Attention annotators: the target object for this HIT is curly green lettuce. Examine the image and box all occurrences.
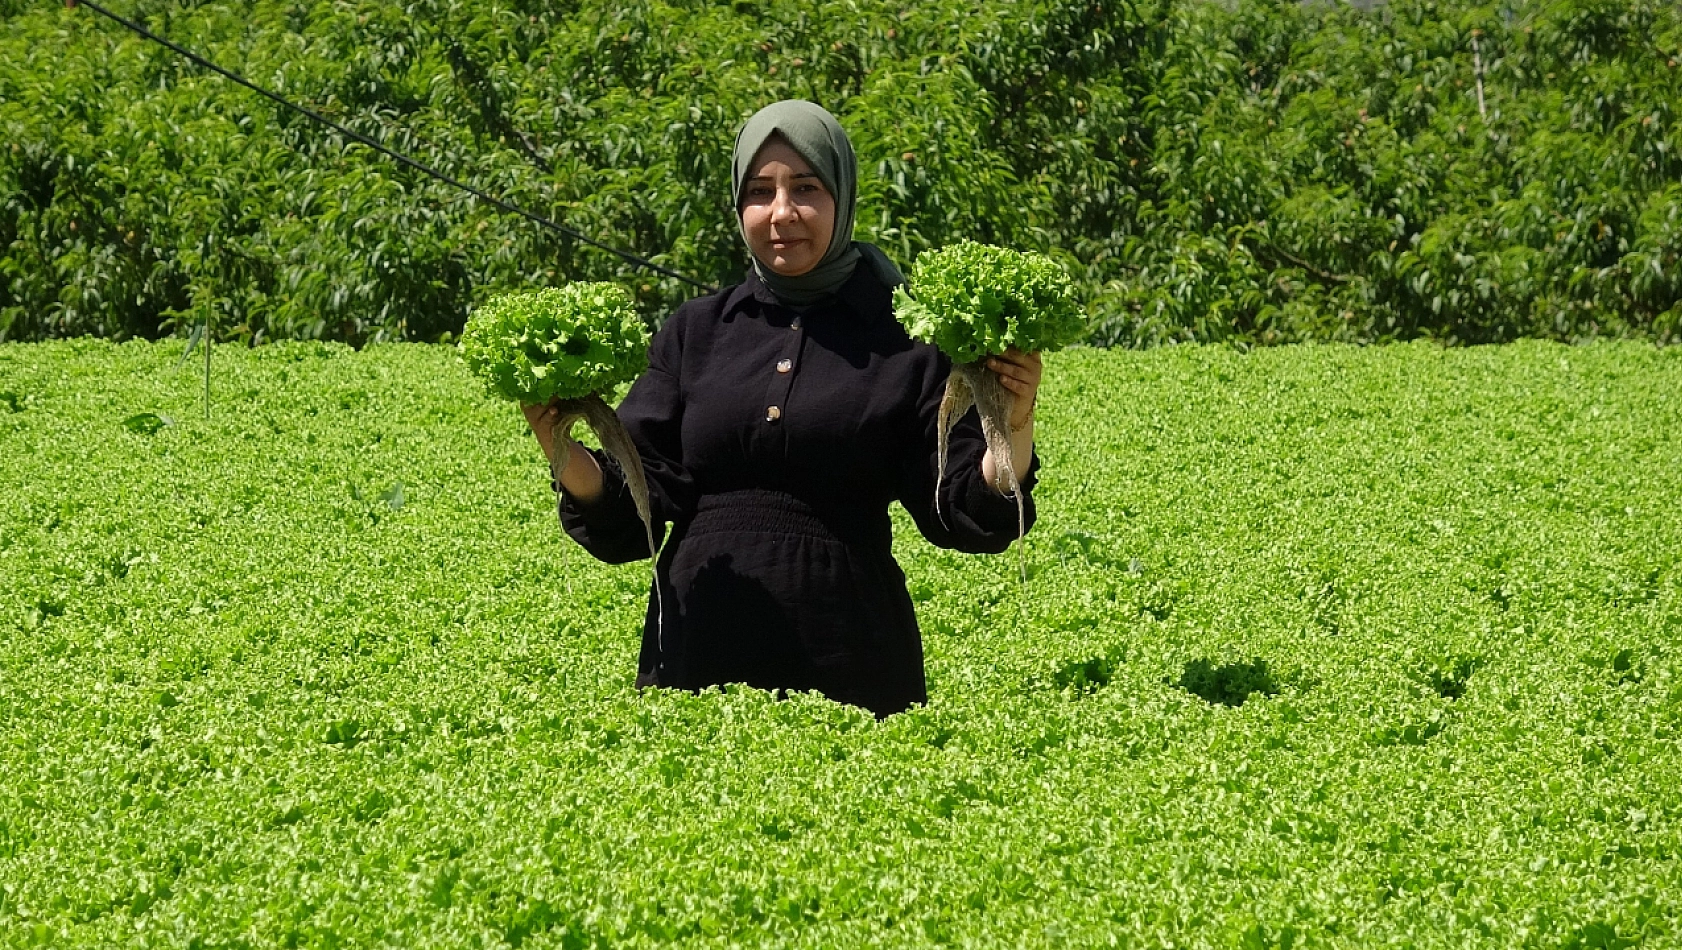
[892,241,1083,363]
[459,284,649,403]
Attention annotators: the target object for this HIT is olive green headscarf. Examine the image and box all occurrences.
[731,100,904,307]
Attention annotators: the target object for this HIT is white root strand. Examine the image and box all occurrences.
[554,394,665,650]
[955,360,1027,584]
[548,409,583,479]
[547,409,583,597]
[929,361,1029,582]
[933,367,975,529]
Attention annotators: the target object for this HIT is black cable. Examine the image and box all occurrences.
[72,0,719,293]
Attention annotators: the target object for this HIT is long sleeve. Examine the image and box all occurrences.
[557,314,696,564]
[897,353,1039,555]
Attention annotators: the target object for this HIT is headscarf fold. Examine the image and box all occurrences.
[731,100,904,306]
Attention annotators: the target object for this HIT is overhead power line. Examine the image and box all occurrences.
[69,0,719,294]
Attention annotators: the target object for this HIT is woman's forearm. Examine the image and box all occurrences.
[977,349,1041,494]
[553,442,606,504]
[527,406,607,504]
[980,419,1034,493]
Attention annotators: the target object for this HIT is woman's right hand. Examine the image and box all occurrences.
[523,401,605,504]
[522,400,570,457]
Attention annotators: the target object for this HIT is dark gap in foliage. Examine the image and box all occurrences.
[323,718,365,747]
[1053,652,1119,694]
[1585,647,1646,686]
[1561,920,1641,950]
[1488,583,1512,610]
[1174,657,1279,707]
[1370,715,1447,747]
[1421,656,1480,700]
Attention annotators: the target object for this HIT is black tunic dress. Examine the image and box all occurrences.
[559,265,1038,716]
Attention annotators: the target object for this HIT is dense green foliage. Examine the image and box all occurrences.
[4,339,1681,946]
[4,0,1678,347]
[1096,0,1682,348]
[894,241,1083,363]
[459,284,646,404]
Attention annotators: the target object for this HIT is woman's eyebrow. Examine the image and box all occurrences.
[746,172,823,182]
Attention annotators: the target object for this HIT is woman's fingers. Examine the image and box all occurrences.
[989,348,1041,371]
[522,401,576,443]
[986,356,1027,382]
[987,350,1043,387]
[993,370,1034,395]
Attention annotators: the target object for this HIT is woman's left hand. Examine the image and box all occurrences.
[985,348,1043,429]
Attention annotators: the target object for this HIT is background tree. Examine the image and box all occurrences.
[2,0,1678,346]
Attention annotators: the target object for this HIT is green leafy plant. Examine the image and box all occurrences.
[459,283,659,574]
[459,284,648,405]
[894,240,1082,562]
[895,241,1086,364]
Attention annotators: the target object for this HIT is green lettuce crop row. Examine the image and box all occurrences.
[1,339,1680,947]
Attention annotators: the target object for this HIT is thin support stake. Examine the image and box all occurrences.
[1472,31,1488,121]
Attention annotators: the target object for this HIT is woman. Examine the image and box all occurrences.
[523,100,1043,717]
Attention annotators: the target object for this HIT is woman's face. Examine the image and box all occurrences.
[739,137,836,277]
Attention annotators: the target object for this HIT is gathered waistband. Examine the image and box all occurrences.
[688,489,889,547]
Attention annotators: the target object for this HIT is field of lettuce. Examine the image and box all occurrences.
[2,339,1680,948]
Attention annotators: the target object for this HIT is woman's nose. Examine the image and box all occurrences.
[769,187,798,223]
